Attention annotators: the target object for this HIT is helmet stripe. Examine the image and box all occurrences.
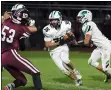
[52,11,56,18]
[15,4,19,9]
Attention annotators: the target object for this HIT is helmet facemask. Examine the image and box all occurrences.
[49,11,62,29]
[49,18,62,29]
[11,8,30,25]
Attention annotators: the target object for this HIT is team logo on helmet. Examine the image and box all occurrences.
[77,10,92,24]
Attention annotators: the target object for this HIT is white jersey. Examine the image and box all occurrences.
[43,21,71,51]
[82,21,111,49]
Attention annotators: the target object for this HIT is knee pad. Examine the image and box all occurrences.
[88,58,99,67]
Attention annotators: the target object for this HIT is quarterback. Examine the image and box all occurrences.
[43,11,82,86]
[77,10,111,82]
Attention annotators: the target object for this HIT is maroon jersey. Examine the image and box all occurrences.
[1,19,30,53]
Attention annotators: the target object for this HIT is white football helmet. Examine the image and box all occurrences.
[11,4,26,12]
[49,11,62,28]
[77,10,92,24]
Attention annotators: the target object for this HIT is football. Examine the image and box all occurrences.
[63,31,74,40]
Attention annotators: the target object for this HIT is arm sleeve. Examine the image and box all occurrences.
[85,25,92,35]
[66,21,72,33]
[21,26,31,38]
[44,34,52,41]
[43,29,52,42]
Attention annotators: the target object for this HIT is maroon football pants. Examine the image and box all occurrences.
[2,49,40,86]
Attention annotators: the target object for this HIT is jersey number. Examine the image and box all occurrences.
[2,26,16,43]
[44,27,50,32]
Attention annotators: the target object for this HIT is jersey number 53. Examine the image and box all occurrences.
[2,25,16,43]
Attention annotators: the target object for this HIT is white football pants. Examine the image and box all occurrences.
[49,45,71,75]
[88,46,111,72]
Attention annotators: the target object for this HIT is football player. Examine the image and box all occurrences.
[77,10,111,82]
[2,8,43,90]
[43,11,82,86]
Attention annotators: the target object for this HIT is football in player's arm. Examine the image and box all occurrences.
[43,11,82,86]
[44,22,76,48]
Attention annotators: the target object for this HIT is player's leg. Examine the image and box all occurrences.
[50,51,75,78]
[88,48,111,82]
[101,49,111,82]
[3,65,27,90]
[60,46,82,86]
[88,48,103,71]
[50,46,82,86]
[11,49,43,90]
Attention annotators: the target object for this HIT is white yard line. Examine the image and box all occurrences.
[2,76,110,90]
[44,82,109,90]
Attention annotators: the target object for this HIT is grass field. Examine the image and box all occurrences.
[2,51,111,90]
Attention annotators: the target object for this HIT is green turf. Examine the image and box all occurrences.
[2,51,111,90]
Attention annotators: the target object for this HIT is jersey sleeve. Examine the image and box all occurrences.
[65,21,72,33]
[21,26,31,38]
[43,26,52,42]
[85,25,92,35]
[82,23,92,35]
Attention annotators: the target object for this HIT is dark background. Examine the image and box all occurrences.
[1,1,111,50]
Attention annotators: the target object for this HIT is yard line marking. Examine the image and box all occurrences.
[2,76,110,90]
[43,82,109,90]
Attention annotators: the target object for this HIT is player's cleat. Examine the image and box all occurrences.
[75,79,82,86]
[4,83,15,90]
[104,73,111,82]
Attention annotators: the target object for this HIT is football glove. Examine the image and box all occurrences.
[27,18,35,26]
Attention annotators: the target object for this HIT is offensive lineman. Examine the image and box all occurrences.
[43,11,82,86]
[77,10,111,82]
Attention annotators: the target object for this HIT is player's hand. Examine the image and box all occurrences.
[29,19,35,26]
[84,40,93,47]
[2,11,10,23]
[27,18,35,26]
[3,11,10,19]
[62,31,75,43]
